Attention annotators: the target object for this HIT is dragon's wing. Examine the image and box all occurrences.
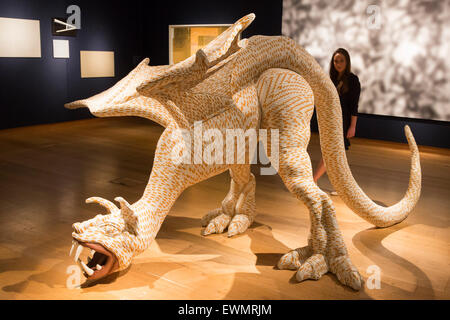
[65,58,174,128]
[136,13,255,97]
[65,13,256,128]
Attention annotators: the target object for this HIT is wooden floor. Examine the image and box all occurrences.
[0,117,448,300]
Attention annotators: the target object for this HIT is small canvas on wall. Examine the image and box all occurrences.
[53,39,69,58]
[80,50,115,78]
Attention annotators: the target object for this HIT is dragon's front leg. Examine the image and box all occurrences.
[202,165,256,237]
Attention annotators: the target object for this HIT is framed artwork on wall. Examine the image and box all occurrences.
[53,39,69,58]
[0,17,41,58]
[282,0,450,121]
[168,24,232,65]
[52,17,78,37]
[80,50,115,78]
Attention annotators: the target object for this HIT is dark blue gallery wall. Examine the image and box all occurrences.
[0,0,142,130]
[140,0,283,66]
[310,112,450,149]
[355,114,450,149]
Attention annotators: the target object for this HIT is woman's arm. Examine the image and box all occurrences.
[347,115,357,138]
[347,75,361,138]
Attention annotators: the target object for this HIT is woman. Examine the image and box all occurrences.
[313,48,361,193]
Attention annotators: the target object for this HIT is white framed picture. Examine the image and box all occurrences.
[53,39,69,58]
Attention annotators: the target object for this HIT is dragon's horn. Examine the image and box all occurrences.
[114,197,139,235]
[85,197,118,214]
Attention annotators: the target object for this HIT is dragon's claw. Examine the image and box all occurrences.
[277,245,311,270]
[278,247,363,290]
[201,208,223,227]
[227,214,252,237]
[202,211,231,236]
[201,209,253,237]
[329,256,363,291]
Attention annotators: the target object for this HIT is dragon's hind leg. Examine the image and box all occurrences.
[202,165,256,237]
[276,145,362,290]
[257,68,362,290]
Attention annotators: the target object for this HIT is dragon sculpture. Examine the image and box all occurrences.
[65,14,421,290]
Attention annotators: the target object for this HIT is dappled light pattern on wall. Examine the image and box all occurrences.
[282,0,450,121]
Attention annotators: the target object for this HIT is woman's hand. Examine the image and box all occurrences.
[346,126,356,138]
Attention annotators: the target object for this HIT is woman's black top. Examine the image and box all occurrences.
[333,72,361,149]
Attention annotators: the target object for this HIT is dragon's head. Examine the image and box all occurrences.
[70,197,141,282]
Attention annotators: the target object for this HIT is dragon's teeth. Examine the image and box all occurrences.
[74,245,83,263]
[69,241,76,256]
[78,259,94,276]
[96,264,102,270]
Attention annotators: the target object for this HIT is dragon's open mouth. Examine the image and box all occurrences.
[70,240,119,282]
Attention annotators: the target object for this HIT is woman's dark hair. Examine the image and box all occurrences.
[329,48,351,94]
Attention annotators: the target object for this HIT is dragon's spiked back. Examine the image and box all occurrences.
[136,13,255,97]
[135,13,256,128]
